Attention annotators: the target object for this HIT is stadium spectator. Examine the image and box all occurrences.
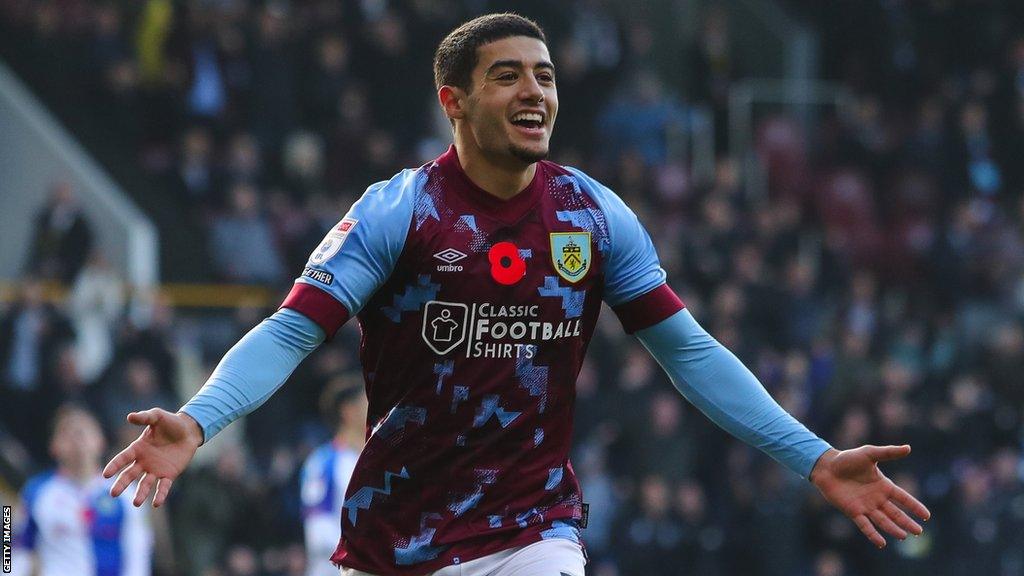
[173,126,220,211]
[281,130,327,199]
[249,3,298,156]
[0,278,75,462]
[301,375,367,576]
[11,403,153,576]
[26,181,94,283]
[68,250,125,383]
[673,478,725,574]
[686,4,735,149]
[110,292,180,399]
[613,474,686,576]
[596,70,688,166]
[171,444,258,576]
[210,181,286,284]
[100,357,178,448]
[224,130,265,188]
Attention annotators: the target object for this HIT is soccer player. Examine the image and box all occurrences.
[303,376,368,576]
[103,13,931,576]
[13,404,152,576]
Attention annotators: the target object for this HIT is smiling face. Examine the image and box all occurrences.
[443,36,558,167]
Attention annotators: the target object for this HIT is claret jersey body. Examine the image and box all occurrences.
[282,146,683,574]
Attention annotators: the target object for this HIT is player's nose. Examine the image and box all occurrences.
[518,75,544,103]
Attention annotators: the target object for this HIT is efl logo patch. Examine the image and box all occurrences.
[550,232,591,283]
[302,267,334,285]
[310,217,358,265]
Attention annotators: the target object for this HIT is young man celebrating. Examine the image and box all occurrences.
[104,13,930,576]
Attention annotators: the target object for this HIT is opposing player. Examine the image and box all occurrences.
[103,13,930,576]
[302,376,368,576]
[13,404,152,576]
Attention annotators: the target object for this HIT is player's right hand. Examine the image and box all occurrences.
[102,408,204,508]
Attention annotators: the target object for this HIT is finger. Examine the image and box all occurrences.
[883,501,923,536]
[102,445,137,479]
[127,409,163,427]
[869,509,907,541]
[133,472,157,507]
[852,514,886,549]
[890,484,931,522]
[111,462,144,498]
[153,478,174,508]
[866,444,911,463]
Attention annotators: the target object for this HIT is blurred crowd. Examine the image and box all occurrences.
[3,1,1024,576]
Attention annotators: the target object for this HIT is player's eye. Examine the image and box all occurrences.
[497,72,517,81]
[537,73,554,83]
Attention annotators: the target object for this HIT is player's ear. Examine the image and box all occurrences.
[439,85,467,121]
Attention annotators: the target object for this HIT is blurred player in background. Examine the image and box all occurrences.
[12,403,152,576]
[103,12,930,576]
[302,375,368,576]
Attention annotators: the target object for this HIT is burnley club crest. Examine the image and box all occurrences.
[550,232,591,283]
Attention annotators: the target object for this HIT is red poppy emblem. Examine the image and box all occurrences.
[488,241,526,285]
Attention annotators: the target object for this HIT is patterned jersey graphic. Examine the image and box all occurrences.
[282,146,677,574]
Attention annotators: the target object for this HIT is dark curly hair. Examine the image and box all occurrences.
[433,13,547,93]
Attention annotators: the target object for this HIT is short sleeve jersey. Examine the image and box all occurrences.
[301,442,360,576]
[282,146,684,574]
[13,472,152,576]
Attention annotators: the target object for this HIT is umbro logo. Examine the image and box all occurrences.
[433,248,467,272]
[434,248,467,264]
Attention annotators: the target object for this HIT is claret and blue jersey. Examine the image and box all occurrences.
[182,145,830,575]
[280,146,685,573]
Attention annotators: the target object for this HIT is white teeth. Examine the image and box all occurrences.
[512,112,543,123]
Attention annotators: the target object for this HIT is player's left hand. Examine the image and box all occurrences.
[809,445,931,548]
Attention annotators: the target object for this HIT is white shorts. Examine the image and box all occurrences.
[339,538,586,576]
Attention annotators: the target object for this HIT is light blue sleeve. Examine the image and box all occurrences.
[636,309,833,479]
[180,308,325,443]
[565,167,667,306]
[295,169,421,316]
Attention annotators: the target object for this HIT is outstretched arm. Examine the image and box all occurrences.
[103,308,325,506]
[104,174,417,508]
[635,308,831,477]
[635,308,929,546]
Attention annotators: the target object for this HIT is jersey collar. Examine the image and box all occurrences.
[434,145,545,225]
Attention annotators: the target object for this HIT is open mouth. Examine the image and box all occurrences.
[510,111,545,134]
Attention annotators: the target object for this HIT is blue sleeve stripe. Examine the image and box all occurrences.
[636,309,832,478]
[181,308,324,443]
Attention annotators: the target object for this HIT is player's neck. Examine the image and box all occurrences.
[454,140,536,201]
[335,427,365,450]
[58,462,100,483]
